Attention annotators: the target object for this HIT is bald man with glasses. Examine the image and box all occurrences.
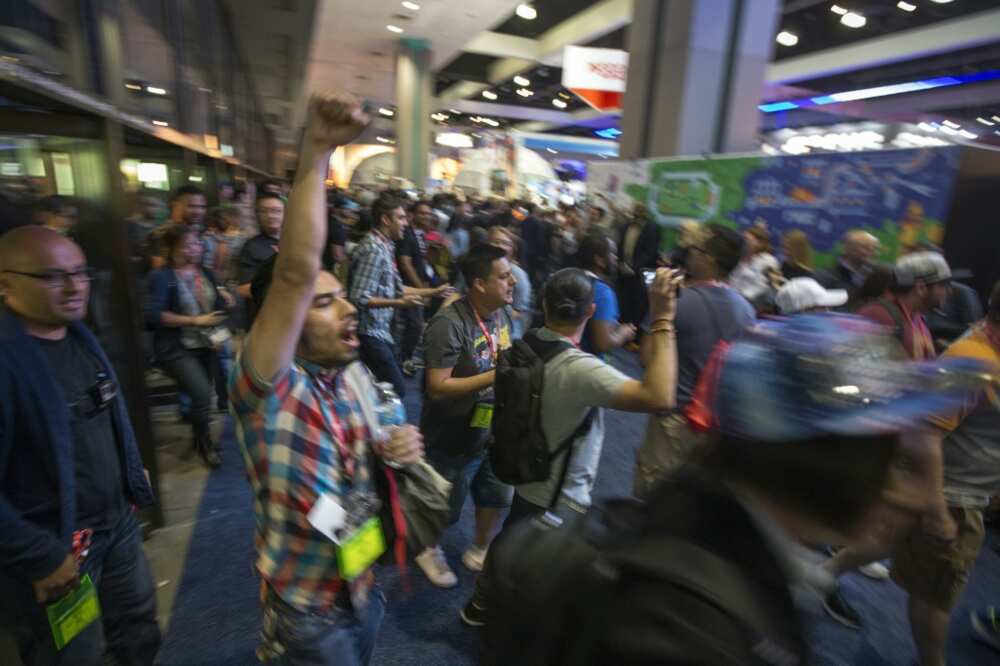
[0,226,159,666]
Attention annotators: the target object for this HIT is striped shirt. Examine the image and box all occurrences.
[230,350,378,612]
[349,231,403,343]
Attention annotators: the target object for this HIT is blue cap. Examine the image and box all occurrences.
[713,314,995,442]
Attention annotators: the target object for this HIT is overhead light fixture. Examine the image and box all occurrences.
[929,0,954,3]
[431,112,449,121]
[552,99,567,109]
[387,24,403,33]
[940,126,959,135]
[775,31,799,47]
[976,117,996,126]
[558,92,570,99]
[942,119,960,128]
[516,88,534,97]
[830,5,848,15]
[993,115,1000,123]
[124,83,142,91]
[513,75,530,87]
[146,85,167,95]
[516,3,537,20]
[958,129,978,139]
[896,1,916,10]
[840,12,867,28]
[482,90,498,100]
[376,136,396,144]
[546,148,558,154]
[448,109,461,115]
[401,1,421,9]
[917,122,939,132]
[378,107,395,117]
[436,132,473,148]
[152,120,169,127]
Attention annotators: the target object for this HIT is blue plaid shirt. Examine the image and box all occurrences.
[349,232,402,343]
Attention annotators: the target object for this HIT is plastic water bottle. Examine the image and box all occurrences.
[374,382,407,468]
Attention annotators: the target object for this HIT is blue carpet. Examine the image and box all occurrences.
[157,351,1000,665]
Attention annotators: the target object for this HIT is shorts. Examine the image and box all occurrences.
[633,411,708,498]
[890,506,985,612]
[426,449,512,526]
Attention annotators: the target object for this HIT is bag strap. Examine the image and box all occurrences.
[875,297,906,343]
[548,408,597,510]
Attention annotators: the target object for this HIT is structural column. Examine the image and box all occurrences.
[620,0,780,159]
[395,39,432,187]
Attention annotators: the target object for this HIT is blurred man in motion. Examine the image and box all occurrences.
[818,229,880,296]
[480,314,991,666]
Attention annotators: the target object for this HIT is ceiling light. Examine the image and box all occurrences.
[917,122,939,132]
[940,126,958,135]
[957,129,978,139]
[376,136,396,144]
[896,1,916,10]
[942,119,960,128]
[558,92,570,99]
[976,117,996,126]
[776,31,799,47]
[513,75,530,87]
[552,99,567,109]
[401,1,421,9]
[840,12,866,28]
[830,5,848,15]
[387,24,403,33]
[124,83,142,91]
[448,109,461,114]
[436,132,473,148]
[152,120,169,126]
[546,148,557,154]
[516,88,534,97]
[431,113,449,122]
[515,4,537,20]
[146,85,167,95]
[929,0,954,3]
[378,107,395,117]
[482,90,498,100]
[992,115,1000,123]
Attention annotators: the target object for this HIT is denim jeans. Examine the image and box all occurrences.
[159,348,216,429]
[358,335,406,398]
[259,586,385,666]
[4,510,161,666]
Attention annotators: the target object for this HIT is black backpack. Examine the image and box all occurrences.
[490,329,596,507]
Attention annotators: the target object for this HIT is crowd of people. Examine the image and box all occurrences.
[0,92,999,666]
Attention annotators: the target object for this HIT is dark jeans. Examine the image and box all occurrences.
[159,348,216,429]
[260,586,385,666]
[398,305,424,363]
[4,510,161,666]
[359,335,406,398]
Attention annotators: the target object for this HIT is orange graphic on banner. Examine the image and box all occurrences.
[569,89,623,112]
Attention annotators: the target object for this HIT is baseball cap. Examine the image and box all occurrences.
[712,314,995,443]
[893,251,951,287]
[775,278,848,315]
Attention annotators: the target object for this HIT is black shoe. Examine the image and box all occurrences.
[194,427,222,469]
[460,601,487,627]
[823,590,861,630]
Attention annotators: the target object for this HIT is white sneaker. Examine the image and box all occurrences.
[859,561,890,581]
[462,545,489,573]
[415,546,458,588]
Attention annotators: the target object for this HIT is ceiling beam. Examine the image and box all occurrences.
[515,108,614,133]
[463,32,540,60]
[447,99,578,123]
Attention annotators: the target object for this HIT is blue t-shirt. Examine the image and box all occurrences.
[581,279,620,358]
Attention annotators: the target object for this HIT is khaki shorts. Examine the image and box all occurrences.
[890,506,985,612]
[633,412,708,498]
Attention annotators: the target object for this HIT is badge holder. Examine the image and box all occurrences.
[470,403,494,429]
[46,574,101,651]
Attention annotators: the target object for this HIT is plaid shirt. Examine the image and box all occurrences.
[349,231,402,343]
[230,350,377,613]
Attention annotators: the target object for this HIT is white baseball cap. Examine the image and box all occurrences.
[776,278,848,315]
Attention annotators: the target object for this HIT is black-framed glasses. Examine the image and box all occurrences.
[2,268,95,288]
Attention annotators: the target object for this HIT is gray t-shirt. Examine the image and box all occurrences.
[516,328,629,509]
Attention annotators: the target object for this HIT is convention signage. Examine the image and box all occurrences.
[562,46,628,112]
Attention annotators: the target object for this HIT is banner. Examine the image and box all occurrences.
[588,147,962,267]
[562,46,628,112]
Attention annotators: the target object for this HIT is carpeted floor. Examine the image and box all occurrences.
[157,350,1000,665]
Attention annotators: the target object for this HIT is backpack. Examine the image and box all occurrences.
[481,474,806,666]
[490,329,596,508]
[874,297,906,343]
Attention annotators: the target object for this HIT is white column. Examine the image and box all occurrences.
[395,39,431,187]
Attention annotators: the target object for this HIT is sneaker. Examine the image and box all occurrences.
[462,545,488,573]
[971,607,1000,652]
[823,590,862,629]
[460,600,488,627]
[415,546,457,588]
[402,360,417,377]
[858,561,890,581]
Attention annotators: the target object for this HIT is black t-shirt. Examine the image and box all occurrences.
[395,225,430,287]
[322,214,348,270]
[420,299,513,458]
[237,233,280,285]
[35,334,126,530]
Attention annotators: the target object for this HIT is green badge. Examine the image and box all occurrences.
[336,517,386,581]
[47,574,101,651]
[470,403,494,429]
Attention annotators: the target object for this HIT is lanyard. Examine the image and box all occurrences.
[309,369,358,482]
[471,302,498,364]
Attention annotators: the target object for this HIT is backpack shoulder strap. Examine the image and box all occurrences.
[875,297,905,342]
[548,407,597,509]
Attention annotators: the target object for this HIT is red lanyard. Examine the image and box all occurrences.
[471,303,498,363]
[313,371,357,481]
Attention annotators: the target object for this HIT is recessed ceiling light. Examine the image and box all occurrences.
[546,148,557,154]
[124,83,142,91]
[929,0,954,3]
[940,126,958,135]
[152,120,169,126]
[942,119,960,128]
[957,129,978,139]
[482,90,498,100]
[552,99,567,109]
[378,107,395,117]
[976,117,996,126]
[558,92,570,99]
[992,116,1000,123]
[376,136,396,144]
[830,5,848,15]
[775,31,799,47]
[515,4,537,20]
[896,1,916,11]
[387,24,403,33]
[401,1,421,9]
[516,88,534,97]
[840,12,867,28]
[448,109,461,114]
[146,85,167,95]
[513,75,530,86]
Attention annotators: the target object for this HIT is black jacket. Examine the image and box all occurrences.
[145,267,225,363]
[618,220,661,272]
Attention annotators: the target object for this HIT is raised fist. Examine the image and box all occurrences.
[304,93,370,151]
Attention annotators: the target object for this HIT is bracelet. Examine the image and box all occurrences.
[649,324,676,335]
[650,317,675,327]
